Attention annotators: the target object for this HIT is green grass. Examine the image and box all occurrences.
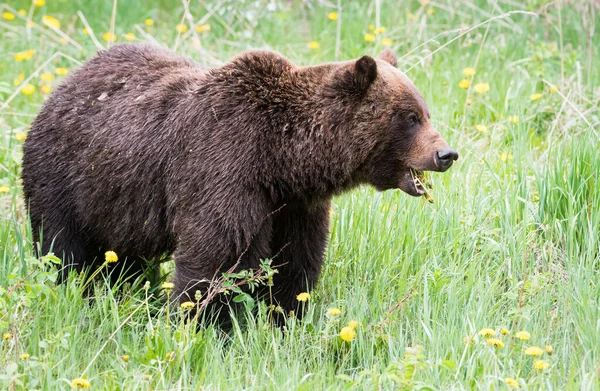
[1,0,599,389]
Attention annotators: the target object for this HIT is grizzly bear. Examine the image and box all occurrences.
[22,44,457,320]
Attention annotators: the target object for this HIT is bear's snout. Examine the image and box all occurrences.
[434,148,459,172]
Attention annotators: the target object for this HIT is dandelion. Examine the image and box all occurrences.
[41,72,54,82]
[103,32,116,42]
[0,187,10,193]
[476,125,487,132]
[515,330,530,341]
[165,352,173,359]
[533,359,550,370]
[22,84,35,95]
[27,21,36,28]
[348,320,358,329]
[501,328,510,335]
[339,326,356,342]
[124,33,135,41]
[83,28,89,35]
[34,0,46,6]
[500,152,513,162]
[463,336,475,345]
[56,68,68,75]
[478,328,497,337]
[407,13,416,20]
[364,33,375,42]
[162,282,175,290]
[14,79,21,86]
[15,133,27,141]
[18,9,27,16]
[383,38,392,46]
[474,82,490,94]
[42,15,60,30]
[296,292,310,302]
[328,12,338,21]
[308,41,320,49]
[459,79,470,89]
[105,251,118,263]
[2,333,10,340]
[373,27,386,35]
[180,301,195,310]
[145,18,154,26]
[550,85,558,93]
[530,93,542,101]
[463,67,476,76]
[196,24,210,32]
[545,345,553,354]
[427,8,435,15]
[327,308,341,316]
[121,355,129,362]
[60,38,68,44]
[525,346,544,357]
[504,378,519,388]
[368,24,374,30]
[176,24,187,33]
[21,353,30,359]
[486,338,504,348]
[3,12,15,21]
[71,378,90,388]
[509,115,519,124]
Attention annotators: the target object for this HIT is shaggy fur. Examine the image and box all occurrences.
[22,44,456,319]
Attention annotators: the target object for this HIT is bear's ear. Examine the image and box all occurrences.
[380,48,397,67]
[354,55,378,89]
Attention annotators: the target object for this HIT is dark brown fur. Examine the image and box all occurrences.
[21,44,456,321]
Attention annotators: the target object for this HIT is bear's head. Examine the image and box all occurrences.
[328,49,458,197]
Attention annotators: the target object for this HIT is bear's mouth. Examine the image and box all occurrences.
[398,168,434,202]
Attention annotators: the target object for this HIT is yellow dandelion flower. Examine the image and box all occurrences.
[545,345,553,354]
[463,67,476,76]
[18,73,25,81]
[463,336,475,345]
[145,18,154,26]
[368,24,374,30]
[3,12,15,21]
[525,346,544,357]
[103,32,116,42]
[105,251,118,263]
[533,359,550,370]
[509,115,519,124]
[373,27,386,35]
[56,68,69,75]
[427,8,435,15]
[0,187,10,194]
[476,124,487,132]
[500,152,513,161]
[459,79,470,89]
[486,338,504,348]
[515,330,530,340]
[530,93,542,101]
[14,52,25,62]
[21,353,30,359]
[474,82,490,94]
[15,133,27,141]
[296,292,310,302]
[165,352,173,359]
[478,328,497,337]
[501,328,510,335]
[328,12,338,21]
[382,38,392,46]
[18,9,27,16]
[34,0,46,6]
[176,24,187,33]
[407,13,416,20]
[2,333,10,340]
[83,28,90,35]
[42,15,60,30]
[348,320,359,329]
[504,378,519,388]
[122,354,129,362]
[21,84,35,95]
[14,79,21,86]
[71,378,90,388]
[180,301,195,310]
[162,282,175,290]
[196,24,210,32]
[27,21,36,28]
[124,33,135,41]
[364,33,375,42]
[550,85,558,93]
[327,308,341,316]
[339,326,356,342]
[308,41,320,49]
[41,72,54,82]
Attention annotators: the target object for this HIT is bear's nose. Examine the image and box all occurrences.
[435,148,459,171]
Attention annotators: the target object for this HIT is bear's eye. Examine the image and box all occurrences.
[407,113,419,126]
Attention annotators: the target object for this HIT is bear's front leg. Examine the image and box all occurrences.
[268,200,331,319]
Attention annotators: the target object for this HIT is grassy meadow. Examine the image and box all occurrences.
[1,0,599,389]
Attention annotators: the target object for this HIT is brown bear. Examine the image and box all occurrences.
[21,44,457,320]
